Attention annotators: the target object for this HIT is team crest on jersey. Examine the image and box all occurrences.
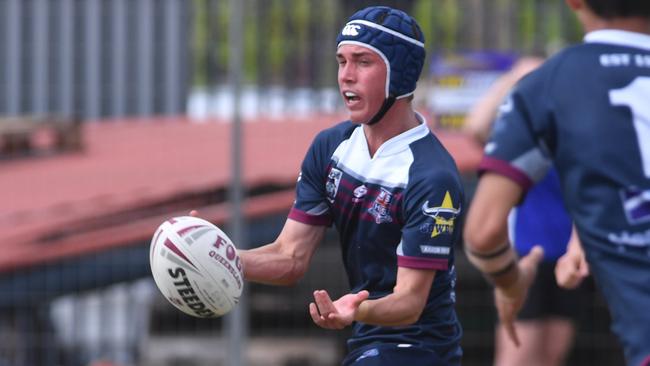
[326,168,342,203]
[421,191,460,238]
[368,188,394,224]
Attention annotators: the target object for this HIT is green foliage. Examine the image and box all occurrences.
[520,0,536,52]
[244,0,258,82]
[267,0,286,80]
[293,0,310,56]
[190,0,585,87]
[413,0,435,49]
[216,0,230,77]
[192,0,209,86]
[440,0,460,51]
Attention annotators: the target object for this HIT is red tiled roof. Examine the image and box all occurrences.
[0,115,481,272]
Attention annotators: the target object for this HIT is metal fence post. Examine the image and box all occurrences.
[226,0,248,365]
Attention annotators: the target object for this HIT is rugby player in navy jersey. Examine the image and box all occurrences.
[464,0,650,365]
[236,6,464,365]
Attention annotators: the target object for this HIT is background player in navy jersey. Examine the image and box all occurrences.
[464,57,589,366]
[463,0,650,365]
[231,6,464,366]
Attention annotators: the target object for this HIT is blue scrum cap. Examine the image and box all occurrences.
[336,6,426,99]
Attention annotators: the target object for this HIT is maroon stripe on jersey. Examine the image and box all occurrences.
[288,207,332,226]
[479,156,533,191]
[338,177,357,191]
[398,255,448,270]
[641,355,650,366]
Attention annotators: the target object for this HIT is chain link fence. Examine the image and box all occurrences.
[0,1,624,365]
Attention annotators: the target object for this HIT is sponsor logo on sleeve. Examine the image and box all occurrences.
[421,191,460,238]
[419,245,451,255]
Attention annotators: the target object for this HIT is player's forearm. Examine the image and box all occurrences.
[465,238,522,296]
[489,261,522,296]
[355,293,425,326]
[464,174,523,292]
[239,245,306,286]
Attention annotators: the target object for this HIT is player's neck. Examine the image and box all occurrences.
[584,17,650,35]
[363,101,419,157]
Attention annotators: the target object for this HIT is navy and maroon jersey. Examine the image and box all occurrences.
[481,30,650,365]
[289,116,464,363]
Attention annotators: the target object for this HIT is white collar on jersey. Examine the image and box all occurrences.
[361,112,430,157]
[584,29,650,51]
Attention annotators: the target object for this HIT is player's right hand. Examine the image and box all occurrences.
[495,245,544,347]
[309,290,369,330]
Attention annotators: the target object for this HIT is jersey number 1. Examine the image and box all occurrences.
[609,77,650,178]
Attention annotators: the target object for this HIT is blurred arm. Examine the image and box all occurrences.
[463,173,544,346]
[463,173,524,290]
[355,267,435,326]
[463,57,544,144]
[239,218,326,286]
[310,267,435,329]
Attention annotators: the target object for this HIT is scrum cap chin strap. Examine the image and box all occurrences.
[367,96,396,125]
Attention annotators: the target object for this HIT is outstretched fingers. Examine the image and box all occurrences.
[314,290,336,316]
[504,319,520,347]
[495,290,521,347]
[309,290,340,329]
[521,245,544,272]
[309,290,369,330]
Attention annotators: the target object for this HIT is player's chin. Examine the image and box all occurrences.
[347,111,370,125]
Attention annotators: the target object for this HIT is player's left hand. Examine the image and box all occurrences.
[555,231,589,289]
[494,245,544,347]
[309,289,369,330]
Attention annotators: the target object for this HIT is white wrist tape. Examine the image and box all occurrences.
[465,242,517,277]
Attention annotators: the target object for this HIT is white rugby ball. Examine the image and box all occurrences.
[149,216,244,318]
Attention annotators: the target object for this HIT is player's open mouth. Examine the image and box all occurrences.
[343,91,361,104]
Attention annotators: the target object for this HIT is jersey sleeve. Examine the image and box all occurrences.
[479,67,555,191]
[287,131,333,226]
[398,172,463,271]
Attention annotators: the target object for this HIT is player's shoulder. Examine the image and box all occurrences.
[511,45,592,99]
[409,132,458,174]
[523,42,617,82]
[515,46,576,82]
[404,156,464,210]
[312,120,358,147]
[407,134,462,190]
